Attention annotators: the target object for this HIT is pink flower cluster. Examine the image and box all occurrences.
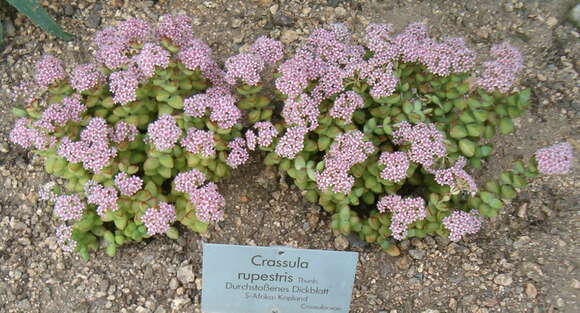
[275,126,308,159]
[114,172,143,196]
[180,128,215,157]
[71,63,105,92]
[442,210,482,242]
[9,118,54,150]
[329,91,364,122]
[316,131,375,193]
[190,182,226,222]
[534,142,573,175]
[157,15,194,47]
[173,170,225,222]
[476,42,523,93]
[178,39,224,84]
[147,115,182,151]
[35,95,86,132]
[365,23,476,76]
[85,180,119,216]
[174,169,206,194]
[379,151,410,183]
[56,224,76,252]
[109,68,140,105]
[225,37,284,86]
[377,195,426,240]
[54,194,85,221]
[58,118,118,173]
[226,137,249,168]
[393,121,446,168]
[224,53,265,86]
[111,121,138,143]
[35,55,66,88]
[184,93,242,129]
[141,202,176,235]
[134,43,170,78]
[251,36,284,65]
[253,121,278,148]
[281,93,320,130]
[431,157,477,195]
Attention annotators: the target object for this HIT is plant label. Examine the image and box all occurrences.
[201,243,358,313]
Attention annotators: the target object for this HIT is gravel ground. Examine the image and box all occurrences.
[0,0,579,312]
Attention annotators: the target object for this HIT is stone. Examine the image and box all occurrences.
[176,265,195,284]
[280,30,298,44]
[396,256,411,270]
[546,17,558,28]
[421,310,440,313]
[86,14,101,28]
[346,234,368,248]
[525,283,538,298]
[169,278,179,290]
[3,19,15,37]
[409,249,426,260]
[63,4,75,16]
[494,274,513,286]
[570,4,580,27]
[273,13,295,27]
[231,19,242,28]
[171,297,190,310]
[335,7,347,17]
[334,235,349,250]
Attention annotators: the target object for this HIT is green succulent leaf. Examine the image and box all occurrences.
[499,118,515,135]
[458,139,476,157]
[450,125,468,139]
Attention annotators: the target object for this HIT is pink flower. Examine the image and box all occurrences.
[85,180,119,217]
[109,68,140,105]
[180,128,215,157]
[476,42,523,93]
[157,15,194,47]
[184,93,212,118]
[535,142,573,175]
[190,183,225,222]
[9,118,54,150]
[111,121,138,143]
[393,121,446,168]
[142,202,176,235]
[329,91,364,122]
[251,36,284,64]
[226,137,249,168]
[316,130,375,193]
[118,18,151,43]
[379,151,410,183]
[174,169,206,194]
[281,93,320,131]
[71,63,105,92]
[147,115,182,151]
[114,172,143,196]
[253,121,278,148]
[54,194,85,221]
[224,53,265,86]
[95,44,130,70]
[177,39,214,71]
[56,224,76,252]
[35,55,66,88]
[134,43,170,78]
[209,95,241,129]
[377,195,426,240]
[431,157,478,195]
[443,210,482,242]
[275,126,308,159]
[245,130,257,151]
